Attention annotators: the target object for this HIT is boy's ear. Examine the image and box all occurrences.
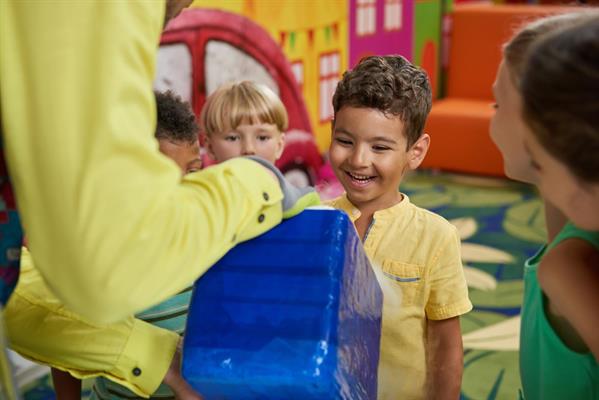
[204,134,216,160]
[275,132,286,161]
[407,133,430,170]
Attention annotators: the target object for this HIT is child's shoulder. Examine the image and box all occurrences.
[404,198,458,239]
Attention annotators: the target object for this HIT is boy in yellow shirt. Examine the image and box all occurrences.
[327,55,472,399]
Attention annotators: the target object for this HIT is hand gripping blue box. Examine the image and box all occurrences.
[182,209,383,399]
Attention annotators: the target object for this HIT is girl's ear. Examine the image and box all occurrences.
[275,132,285,161]
[408,133,430,170]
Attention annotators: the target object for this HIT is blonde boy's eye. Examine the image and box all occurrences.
[224,135,239,142]
[258,135,271,141]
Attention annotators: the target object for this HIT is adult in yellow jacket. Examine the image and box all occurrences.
[0,1,317,397]
[0,0,319,322]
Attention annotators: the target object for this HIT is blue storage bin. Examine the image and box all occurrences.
[182,209,382,399]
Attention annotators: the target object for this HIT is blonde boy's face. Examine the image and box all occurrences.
[329,106,429,212]
[158,139,202,175]
[523,130,599,231]
[206,122,285,164]
[490,61,537,184]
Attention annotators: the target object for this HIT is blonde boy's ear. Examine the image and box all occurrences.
[275,132,286,161]
[204,134,217,160]
[408,133,430,170]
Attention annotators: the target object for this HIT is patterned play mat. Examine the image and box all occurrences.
[17,170,544,400]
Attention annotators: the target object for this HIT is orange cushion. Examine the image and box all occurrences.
[447,4,579,100]
[422,98,504,176]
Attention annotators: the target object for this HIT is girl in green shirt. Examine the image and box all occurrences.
[490,11,599,399]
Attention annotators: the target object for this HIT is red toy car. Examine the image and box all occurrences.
[155,8,323,187]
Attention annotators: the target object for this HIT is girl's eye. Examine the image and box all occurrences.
[530,159,541,171]
[224,135,239,142]
[491,103,499,110]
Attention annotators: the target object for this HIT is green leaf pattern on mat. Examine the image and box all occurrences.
[503,199,546,245]
[462,350,521,400]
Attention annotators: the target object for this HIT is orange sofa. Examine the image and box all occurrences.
[422,4,578,176]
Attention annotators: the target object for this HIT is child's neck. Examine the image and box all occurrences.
[355,213,373,241]
[351,192,403,241]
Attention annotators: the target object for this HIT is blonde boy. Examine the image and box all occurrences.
[201,81,286,164]
[327,55,472,399]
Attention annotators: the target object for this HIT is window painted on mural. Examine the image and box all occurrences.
[319,52,340,122]
[204,40,279,96]
[356,0,376,36]
[155,43,193,103]
[291,61,304,90]
[384,0,402,31]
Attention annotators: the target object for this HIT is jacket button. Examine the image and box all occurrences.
[258,214,265,223]
[263,192,269,201]
[132,367,142,376]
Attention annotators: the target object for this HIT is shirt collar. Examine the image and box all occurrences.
[335,192,411,222]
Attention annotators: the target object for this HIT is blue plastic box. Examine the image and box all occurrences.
[182,209,383,399]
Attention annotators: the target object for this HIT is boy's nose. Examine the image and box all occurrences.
[241,140,256,156]
[348,147,369,168]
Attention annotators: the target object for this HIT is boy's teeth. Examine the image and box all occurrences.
[348,172,373,180]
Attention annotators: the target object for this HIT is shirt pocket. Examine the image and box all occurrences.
[380,260,424,306]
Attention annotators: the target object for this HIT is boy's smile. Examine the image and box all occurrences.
[330,106,427,213]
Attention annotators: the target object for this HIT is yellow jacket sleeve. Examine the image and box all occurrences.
[0,2,283,323]
[5,249,179,397]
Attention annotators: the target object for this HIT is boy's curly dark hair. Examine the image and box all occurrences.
[154,90,199,143]
[332,55,432,148]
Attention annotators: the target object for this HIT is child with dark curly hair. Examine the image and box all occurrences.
[327,55,472,399]
[154,90,203,175]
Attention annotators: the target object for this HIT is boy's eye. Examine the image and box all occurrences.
[257,135,271,142]
[335,137,352,146]
[372,145,391,151]
[491,103,499,109]
[224,135,239,142]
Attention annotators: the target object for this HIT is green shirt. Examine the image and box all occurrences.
[520,223,599,400]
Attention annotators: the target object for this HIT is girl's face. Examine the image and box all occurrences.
[206,121,285,165]
[523,129,599,231]
[489,61,537,184]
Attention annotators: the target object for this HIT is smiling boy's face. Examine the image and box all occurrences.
[329,106,429,212]
[158,138,202,175]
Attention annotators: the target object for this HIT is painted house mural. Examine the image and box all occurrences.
[192,0,348,153]
[349,0,413,67]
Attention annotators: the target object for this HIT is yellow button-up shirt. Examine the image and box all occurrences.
[0,1,283,323]
[328,194,472,400]
[6,248,179,397]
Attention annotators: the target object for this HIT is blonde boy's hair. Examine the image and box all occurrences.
[201,81,288,136]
